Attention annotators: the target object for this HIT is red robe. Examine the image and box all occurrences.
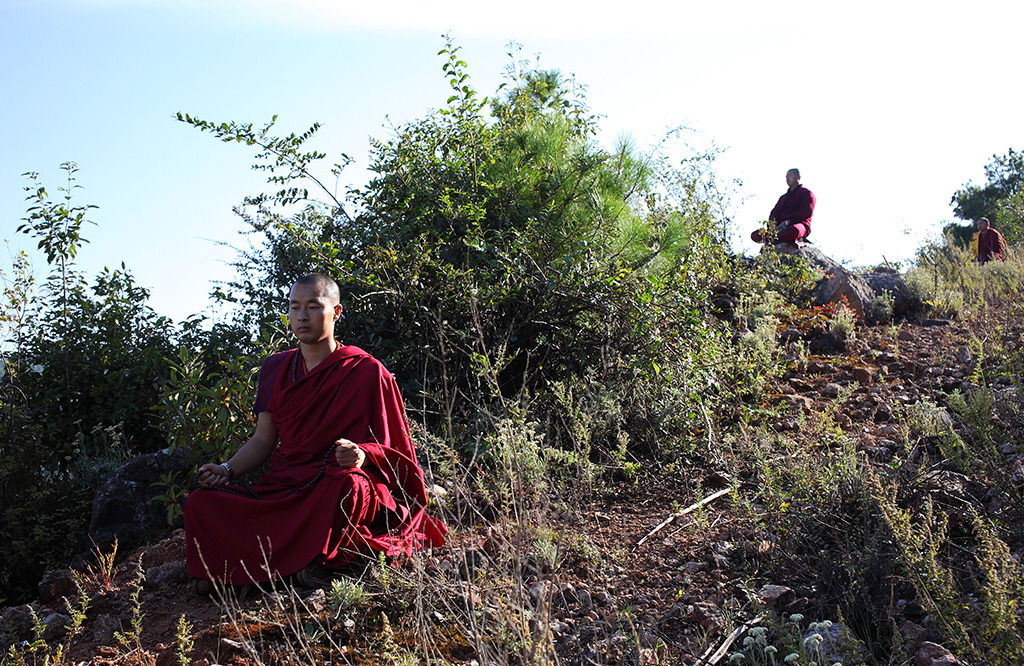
[184,344,445,584]
[977,227,1006,263]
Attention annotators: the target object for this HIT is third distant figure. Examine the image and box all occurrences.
[975,217,1007,263]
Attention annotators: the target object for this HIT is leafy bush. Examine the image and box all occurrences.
[0,164,178,602]
[178,39,745,479]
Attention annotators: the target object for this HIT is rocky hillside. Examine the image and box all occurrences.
[3,298,1022,666]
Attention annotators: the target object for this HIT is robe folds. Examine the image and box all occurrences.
[184,344,446,584]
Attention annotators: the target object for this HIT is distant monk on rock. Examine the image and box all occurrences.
[976,217,1007,263]
[184,273,446,595]
[752,168,816,246]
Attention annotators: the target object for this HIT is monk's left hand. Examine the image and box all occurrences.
[335,438,365,468]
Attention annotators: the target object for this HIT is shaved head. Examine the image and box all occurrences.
[293,273,340,305]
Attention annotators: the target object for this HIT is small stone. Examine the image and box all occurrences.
[902,620,928,643]
[42,612,71,641]
[822,383,842,398]
[556,582,578,606]
[914,641,963,665]
[530,580,552,601]
[303,588,327,613]
[758,584,795,609]
[779,329,802,345]
[688,602,725,632]
[853,367,875,384]
[868,446,893,462]
[779,395,813,413]
[92,614,119,643]
[146,561,187,588]
[38,569,78,603]
[788,377,814,392]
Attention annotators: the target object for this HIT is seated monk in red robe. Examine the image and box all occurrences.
[751,168,815,245]
[185,273,446,593]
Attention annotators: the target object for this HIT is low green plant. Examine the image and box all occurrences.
[736,290,790,332]
[81,538,118,594]
[114,555,145,652]
[867,290,895,324]
[174,614,194,666]
[326,578,367,617]
[829,303,857,338]
[729,615,868,666]
[151,471,189,526]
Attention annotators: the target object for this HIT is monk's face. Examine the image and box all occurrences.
[978,219,990,232]
[288,282,342,345]
[786,170,800,190]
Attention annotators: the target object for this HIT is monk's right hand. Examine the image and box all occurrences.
[335,438,366,468]
[196,463,230,487]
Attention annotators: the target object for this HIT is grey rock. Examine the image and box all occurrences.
[809,332,846,354]
[145,561,187,588]
[779,328,803,345]
[688,601,724,632]
[902,619,929,644]
[42,612,71,641]
[88,449,191,550]
[802,622,848,663]
[862,268,918,318]
[822,383,842,398]
[867,446,894,462]
[38,569,78,603]
[1,605,36,639]
[529,580,552,601]
[303,588,327,613]
[758,584,795,609]
[92,613,119,643]
[915,641,963,665]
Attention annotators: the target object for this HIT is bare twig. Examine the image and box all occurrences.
[634,487,732,549]
[694,617,761,665]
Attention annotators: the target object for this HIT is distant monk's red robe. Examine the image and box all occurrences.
[185,345,446,584]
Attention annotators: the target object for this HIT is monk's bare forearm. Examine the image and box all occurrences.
[197,411,278,485]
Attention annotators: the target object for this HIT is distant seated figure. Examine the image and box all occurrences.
[976,217,1007,263]
[751,168,816,245]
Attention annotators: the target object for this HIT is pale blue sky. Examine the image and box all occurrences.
[2,0,1022,324]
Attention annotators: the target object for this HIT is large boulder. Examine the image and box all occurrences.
[813,270,877,320]
[88,449,192,550]
[768,244,917,322]
[861,267,918,317]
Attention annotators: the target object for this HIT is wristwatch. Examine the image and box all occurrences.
[220,462,234,481]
